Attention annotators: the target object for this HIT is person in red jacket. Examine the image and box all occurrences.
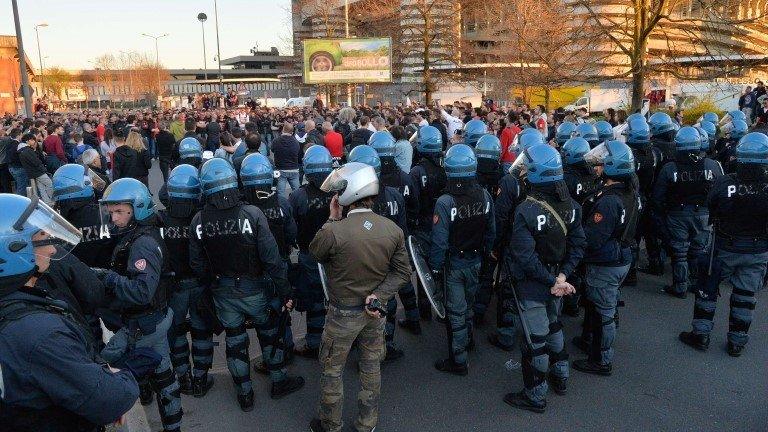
[43,124,67,163]
[322,121,344,162]
[499,111,521,173]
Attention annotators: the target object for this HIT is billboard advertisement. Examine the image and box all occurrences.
[303,38,392,84]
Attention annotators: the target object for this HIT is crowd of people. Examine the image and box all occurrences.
[0,95,767,432]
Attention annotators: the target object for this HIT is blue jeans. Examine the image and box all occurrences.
[513,297,567,403]
[445,263,480,365]
[584,263,630,365]
[9,165,28,196]
[277,169,300,200]
[692,248,768,347]
[148,136,157,158]
[666,210,710,293]
[167,279,213,377]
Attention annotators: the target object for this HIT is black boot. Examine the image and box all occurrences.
[727,341,744,357]
[434,359,468,376]
[237,390,255,412]
[382,346,404,363]
[640,258,664,276]
[487,332,514,352]
[177,370,194,395]
[397,319,422,335]
[192,373,215,398]
[503,391,546,413]
[548,375,567,395]
[270,375,305,399]
[139,381,153,406]
[662,285,687,299]
[294,345,319,360]
[254,349,294,375]
[678,331,710,351]
[572,359,612,376]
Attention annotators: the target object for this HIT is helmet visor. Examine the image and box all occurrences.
[87,167,107,193]
[509,151,530,177]
[583,143,609,167]
[17,198,82,258]
[320,167,349,194]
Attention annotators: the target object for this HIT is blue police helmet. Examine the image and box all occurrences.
[348,145,382,175]
[693,126,710,151]
[584,140,634,177]
[303,145,334,174]
[444,144,477,178]
[0,194,82,279]
[368,130,396,157]
[199,158,238,197]
[736,132,768,164]
[594,120,614,142]
[513,128,545,153]
[518,144,563,184]
[475,134,501,160]
[729,110,746,122]
[555,122,577,145]
[100,178,155,221]
[699,120,717,140]
[463,119,487,147]
[675,126,702,151]
[648,112,675,136]
[179,137,203,160]
[730,120,748,140]
[625,117,651,148]
[239,153,274,188]
[52,164,94,202]
[702,112,719,124]
[167,164,201,200]
[417,125,443,153]
[574,123,599,146]
[561,137,591,165]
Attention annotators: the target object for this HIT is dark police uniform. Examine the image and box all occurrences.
[475,156,503,325]
[58,199,115,268]
[630,144,665,275]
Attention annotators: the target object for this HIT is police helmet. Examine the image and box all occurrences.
[573,123,599,147]
[736,132,768,164]
[444,144,477,178]
[368,130,396,158]
[693,126,710,152]
[167,164,201,200]
[728,110,746,122]
[648,112,675,136]
[699,120,717,141]
[626,113,645,123]
[674,126,701,151]
[321,162,379,206]
[100,178,156,221]
[475,135,501,160]
[511,144,563,184]
[594,120,614,142]
[463,119,487,147]
[561,137,591,165]
[0,194,82,280]
[417,125,443,153]
[730,120,748,140]
[513,128,546,153]
[303,145,334,175]
[702,112,719,124]
[239,153,275,188]
[179,137,203,162]
[625,117,651,148]
[555,122,577,146]
[199,158,238,197]
[584,140,635,178]
[348,145,382,175]
[52,164,94,202]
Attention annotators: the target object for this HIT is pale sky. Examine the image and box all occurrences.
[0,0,293,71]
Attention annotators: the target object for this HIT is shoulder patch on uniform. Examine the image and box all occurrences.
[363,220,373,230]
[433,214,439,225]
[593,212,603,223]
[134,259,147,271]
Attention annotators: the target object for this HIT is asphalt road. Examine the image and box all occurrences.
[141,161,768,432]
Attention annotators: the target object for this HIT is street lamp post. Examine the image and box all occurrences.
[197,13,208,80]
[213,0,224,94]
[141,32,169,103]
[11,0,33,116]
[34,23,48,98]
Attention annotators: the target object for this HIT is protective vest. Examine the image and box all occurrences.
[159,211,194,279]
[716,174,768,239]
[564,166,598,204]
[381,169,411,200]
[111,225,170,319]
[652,137,676,161]
[631,147,658,197]
[666,159,712,209]
[417,158,447,219]
[373,184,400,225]
[448,186,488,254]
[296,184,332,251]
[526,192,574,265]
[476,159,501,195]
[199,204,264,278]
[602,184,641,245]
[63,202,115,268]
[255,194,288,258]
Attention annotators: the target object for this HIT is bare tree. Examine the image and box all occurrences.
[44,67,73,102]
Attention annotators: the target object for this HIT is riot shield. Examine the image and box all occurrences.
[317,263,330,302]
[407,235,446,319]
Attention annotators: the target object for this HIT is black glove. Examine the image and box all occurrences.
[115,347,162,380]
[91,267,111,281]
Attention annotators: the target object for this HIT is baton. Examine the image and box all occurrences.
[270,307,290,361]
[707,230,716,277]
[499,256,533,348]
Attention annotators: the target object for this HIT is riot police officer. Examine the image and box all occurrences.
[555,121,577,148]
[410,126,447,319]
[680,133,768,357]
[463,119,488,148]
[715,120,748,174]
[572,141,639,376]
[289,145,335,358]
[159,164,215,398]
[349,144,408,361]
[594,120,614,144]
[503,144,585,412]
[430,144,495,375]
[98,178,183,432]
[0,194,141,432]
[698,120,718,157]
[648,111,677,161]
[573,123,600,148]
[652,127,724,298]
[177,136,204,168]
[370,131,422,335]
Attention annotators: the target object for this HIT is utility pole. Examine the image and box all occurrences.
[197,13,209,80]
[345,0,352,107]
[213,0,224,94]
[141,33,169,103]
[34,23,48,98]
[12,0,33,116]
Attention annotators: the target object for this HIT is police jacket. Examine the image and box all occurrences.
[290,183,334,253]
[429,184,495,270]
[309,209,411,306]
[252,193,296,260]
[563,164,599,205]
[507,184,586,302]
[494,173,526,250]
[189,202,290,298]
[582,182,639,265]
[40,248,107,319]
[630,145,662,198]
[476,159,503,195]
[652,156,723,212]
[59,199,116,268]
[381,163,419,231]
[0,288,139,431]
[409,157,447,231]
[159,209,197,280]
[651,135,676,162]
[708,172,768,253]
[372,183,408,235]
